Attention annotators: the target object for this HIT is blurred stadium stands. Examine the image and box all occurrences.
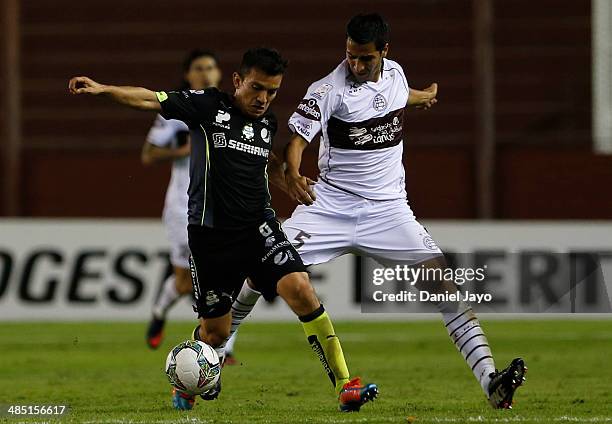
[0,0,610,219]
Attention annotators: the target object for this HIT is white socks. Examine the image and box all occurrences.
[223,280,261,355]
[440,302,496,394]
[153,275,181,319]
[225,330,238,355]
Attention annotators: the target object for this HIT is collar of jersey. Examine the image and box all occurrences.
[345,58,386,86]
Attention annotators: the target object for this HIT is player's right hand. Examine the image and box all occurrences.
[286,173,316,206]
[68,76,105,95]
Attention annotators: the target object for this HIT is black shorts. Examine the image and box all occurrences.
[188,218,307,319]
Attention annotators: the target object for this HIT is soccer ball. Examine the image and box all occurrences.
[165,340,221,395]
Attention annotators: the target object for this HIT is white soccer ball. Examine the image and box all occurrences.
[165,340,221,395]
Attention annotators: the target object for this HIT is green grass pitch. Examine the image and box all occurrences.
[1,320,611,423]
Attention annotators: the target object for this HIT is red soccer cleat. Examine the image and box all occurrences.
[338,377,379,412]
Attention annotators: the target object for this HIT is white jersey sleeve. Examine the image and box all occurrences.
[146,114,189,148]
[288,72,343,143]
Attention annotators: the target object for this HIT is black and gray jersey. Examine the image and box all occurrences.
[156,88,277,229]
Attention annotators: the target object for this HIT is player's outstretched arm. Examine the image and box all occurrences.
[407,83,438,110]
[68,76,161,111]
[284,134,316,205]
[267,152,289,193]
[141,141,191,166]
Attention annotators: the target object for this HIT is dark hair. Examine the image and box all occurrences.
[346,13,390,51]
[183,49,218,72]
[180,49,218,89]
[239,47,289,77]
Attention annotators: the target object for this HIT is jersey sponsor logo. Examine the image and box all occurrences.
[289,121,312,138]
[265,235,276,247]
[261,240,291,263]
[260,127,271,144]
[327,108,404,150]
[260,117,270,125]
[274,251,294,266]
[214,110,231,129]
[373,94,387,112]
[242,123,255,141]
[189,89,205,94]
[212,133,227,148]
[311,83,333,100]
[295,98,321,121]
[227,139,270,157]
[348,127,373,145]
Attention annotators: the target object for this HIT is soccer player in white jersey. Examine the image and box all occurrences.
[227,14,527,409]
[144,50,238,362]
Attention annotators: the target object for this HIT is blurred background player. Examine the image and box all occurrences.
[143,50,238,363]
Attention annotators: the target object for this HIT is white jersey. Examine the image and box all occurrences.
[146,114,190,214]
[146,115,191,267]
[288,58,410,200]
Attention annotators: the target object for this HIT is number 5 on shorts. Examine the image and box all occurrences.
[293,230,311,249]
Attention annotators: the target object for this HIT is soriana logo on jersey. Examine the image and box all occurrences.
[295,98,322,121]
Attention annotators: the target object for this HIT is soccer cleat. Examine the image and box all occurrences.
[200,379,222,401]
[146,316,165,349]
[487,357,527,409]
[338,377,379,412]
[171,387,195,410]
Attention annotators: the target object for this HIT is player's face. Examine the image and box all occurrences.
[232,68,283,118]
[346,38,388,83]
[185,56,222,90]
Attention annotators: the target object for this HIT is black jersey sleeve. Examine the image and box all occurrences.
[156,90,198,124]
[156,88,221,126]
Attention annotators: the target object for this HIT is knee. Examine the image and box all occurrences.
[175,270,192,295]
[278,272,316,302]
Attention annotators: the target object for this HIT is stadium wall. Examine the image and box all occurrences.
[1,219,610,321]
[4,0,611,219]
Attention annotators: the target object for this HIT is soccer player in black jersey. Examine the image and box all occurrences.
[68,47,378,412]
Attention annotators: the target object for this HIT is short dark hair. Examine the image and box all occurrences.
[182,49,218,73]
[239,47,289,77]
[346,13,390,51]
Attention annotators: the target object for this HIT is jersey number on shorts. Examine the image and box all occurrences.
[293,230,312,249]
[259,222,273,237]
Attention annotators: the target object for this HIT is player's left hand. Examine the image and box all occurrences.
[416,83,438,110]
[68,76,105,95]
[286,172,316,205]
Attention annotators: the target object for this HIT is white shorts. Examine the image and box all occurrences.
[282,181,443,266]
[162,203,190,269]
